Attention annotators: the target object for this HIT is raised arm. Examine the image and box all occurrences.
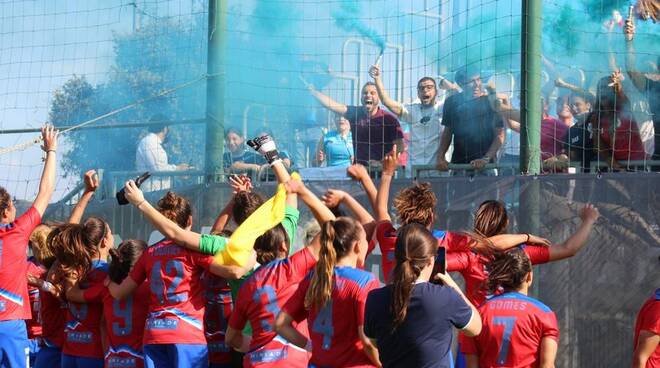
[32,125,58,216]
[548,204,599,261]
[624,17,649,92]
[303,79,348,115]
[347,164,377,211]
[437,127,452,171]
[376,148,399,221]
[211,175,253,234]
[322,189,373,226]
[369,64,403,116]
[68,170,99,224]
[124,181,202,249]
[285,178,335,231]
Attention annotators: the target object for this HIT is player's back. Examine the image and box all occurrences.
[63,260,108,359]
[103,282,150,367]
[306,266,380,367]
[128,238,214,345]
[473,292,559,368]
[232,247,316,350]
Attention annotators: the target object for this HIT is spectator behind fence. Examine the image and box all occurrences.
[588,71,646,171]
[305,78,404,166]
[314,115,354,167]
[364,224,481,368]
[135,115,190,191]
[540,95,572,172]
[369,64,460,173]
[437,66,504,176]
[625,19,660,164]
[553,81,597,172]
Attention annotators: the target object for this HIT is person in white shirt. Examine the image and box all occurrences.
[369,64,460,176]
[135,115,189,191]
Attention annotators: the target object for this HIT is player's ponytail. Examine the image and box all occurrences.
[305,217,360,310]
[473,200,509,238]
[109,239,147,284]
[391,223,437,330]
[253,224,289,265]
[486,248,532,293]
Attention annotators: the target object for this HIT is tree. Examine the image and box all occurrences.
[49,16,208,179]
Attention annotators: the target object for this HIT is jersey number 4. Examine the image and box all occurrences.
[493,316,517,365]
[312,301,334,350]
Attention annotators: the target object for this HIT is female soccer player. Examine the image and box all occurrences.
[31,225,68,368]
[364,223,481,368]
[25,224,51,365]
[67,239,149,368]
[464,249,559,367]
[223,178,334,367]
[0,126,56,368]
[633,288,660,368]
[55,217,114,368]
[448,200,600,307]
[107,192,226,368]
[373,148,550,283]
[275,217,381,368]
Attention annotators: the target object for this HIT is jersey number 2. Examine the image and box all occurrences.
[150,260,187,304]
[493,316,517,364]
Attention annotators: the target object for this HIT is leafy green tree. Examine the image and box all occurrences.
[49,17,207,179]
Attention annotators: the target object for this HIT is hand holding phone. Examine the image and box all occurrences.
[430,247,446,283]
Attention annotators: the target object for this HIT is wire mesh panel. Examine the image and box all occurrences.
[42,173,660,367]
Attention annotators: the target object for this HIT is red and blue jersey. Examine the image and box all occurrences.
[103,282,150,368]
[463,292,559,367]
[447,245,550,307]
[128,238,214,345]
[633,288,660,368]
[63,260,109,358]
[284,266,380,368]
[228,247,316,366]
[40,284,68,348]
[373,221,472,283]
[0,206,41,321]
[26,258,46,338]
[203,272,233,365]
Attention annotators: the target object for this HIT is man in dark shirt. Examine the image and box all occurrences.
[307,81,404,165]
[437,66,504,175]
[564,120,594,172]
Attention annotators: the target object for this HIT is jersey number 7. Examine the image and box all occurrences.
[493,316,517,365]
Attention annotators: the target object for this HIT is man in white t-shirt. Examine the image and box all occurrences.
[370,64,459,176]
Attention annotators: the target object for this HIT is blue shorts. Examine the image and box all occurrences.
[34,346,61,368]
[143,344,208,368]
[0,320,29,368]
[27,338,40,365]
[61,354,104,368]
